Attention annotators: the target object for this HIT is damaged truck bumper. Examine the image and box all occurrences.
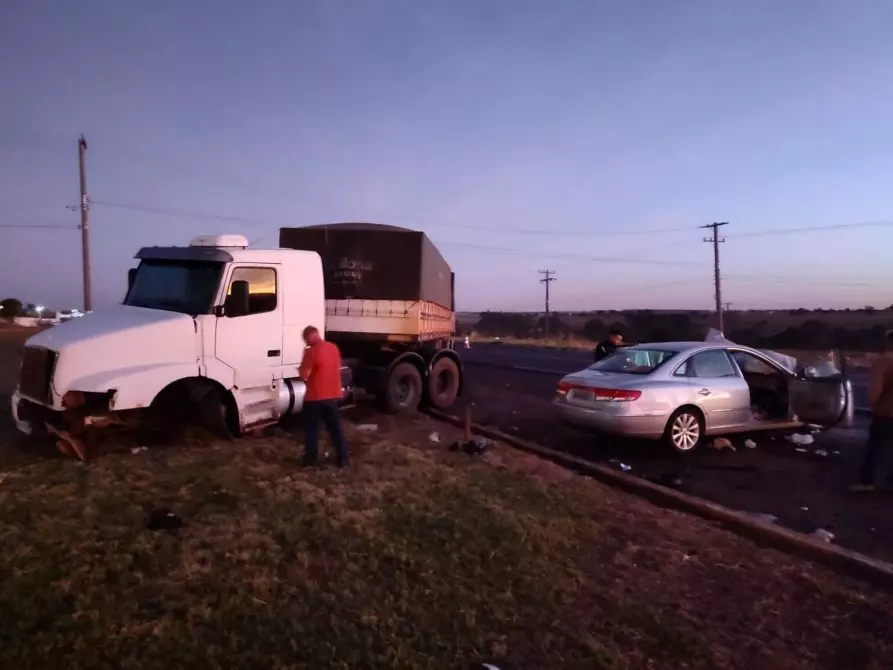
[11,389,131,461]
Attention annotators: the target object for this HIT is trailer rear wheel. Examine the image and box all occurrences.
[385,362,423,412]
[428,357,460,410]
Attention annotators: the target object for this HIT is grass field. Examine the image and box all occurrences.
[2,329,893,668]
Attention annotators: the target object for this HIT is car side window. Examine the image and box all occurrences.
[675,350,738,378]
[730,350,776,376]
[227,267,277,315]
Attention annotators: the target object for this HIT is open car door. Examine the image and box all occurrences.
[788,350,854,429]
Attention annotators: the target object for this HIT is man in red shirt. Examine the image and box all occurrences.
[298,325,349,468]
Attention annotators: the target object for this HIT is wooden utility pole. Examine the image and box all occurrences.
[78,135,92,313]
[700,222,728,332]
[539,270,556,336]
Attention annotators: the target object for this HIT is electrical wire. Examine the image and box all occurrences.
[0,223,78,230]
[727,219,893,239]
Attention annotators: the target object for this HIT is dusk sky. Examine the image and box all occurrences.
[2,1,893,313]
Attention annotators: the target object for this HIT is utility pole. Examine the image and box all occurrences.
[539,270,556,336]
[700,222,728,332]
[78,135,92,313]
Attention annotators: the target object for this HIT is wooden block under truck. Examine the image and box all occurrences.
[11,223,463,459]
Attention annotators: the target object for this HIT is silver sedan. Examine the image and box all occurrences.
[553,341,853,454]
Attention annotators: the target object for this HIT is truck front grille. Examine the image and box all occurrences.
[19,346,57,404]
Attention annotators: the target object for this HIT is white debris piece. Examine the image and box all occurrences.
[810,529,835,543]
[786,433,814,446]
[744,439,757,449]
[428,432,440,443]
[130,446,149,454]
[356,424,379,432]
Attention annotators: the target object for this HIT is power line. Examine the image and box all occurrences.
[91,199,275,227]
[87,199,706,267]
[443,241,703,266]
[90,197,702,238]
[727,219,893,239]
[0,223,78,230]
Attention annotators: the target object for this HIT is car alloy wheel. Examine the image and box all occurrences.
[670,412,701,452]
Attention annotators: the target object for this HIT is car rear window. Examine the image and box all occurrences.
[589,348,677,375]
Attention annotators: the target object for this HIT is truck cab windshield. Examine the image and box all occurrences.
[125,259,223,315]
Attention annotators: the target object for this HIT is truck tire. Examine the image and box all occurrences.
[196,386,235,440]
[427,357,460,410]
[385,362,423,412]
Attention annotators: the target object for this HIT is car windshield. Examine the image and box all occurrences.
[124,259,224,315]
[588,348,677,375]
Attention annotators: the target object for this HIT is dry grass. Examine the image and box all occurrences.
[2,412,893,669]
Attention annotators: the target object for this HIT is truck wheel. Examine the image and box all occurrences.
[196,386,235,440]
[428,357,460,410]
[385,362,423,412]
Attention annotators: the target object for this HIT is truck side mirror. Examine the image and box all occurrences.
[127,268,137,291]
[225,280,250,317]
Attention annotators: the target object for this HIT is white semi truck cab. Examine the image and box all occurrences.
[12,224,463,456]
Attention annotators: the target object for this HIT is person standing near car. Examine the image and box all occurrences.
[299,325,349,469]
[851,330,893,492]
[594,329,624,362]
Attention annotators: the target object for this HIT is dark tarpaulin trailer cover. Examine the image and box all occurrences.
[279,223,455,310]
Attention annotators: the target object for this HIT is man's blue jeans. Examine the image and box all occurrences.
[303,399,349,467]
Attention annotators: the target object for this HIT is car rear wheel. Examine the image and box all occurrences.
[664,408,704,454]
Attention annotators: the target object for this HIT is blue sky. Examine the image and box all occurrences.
[2,0,893,312]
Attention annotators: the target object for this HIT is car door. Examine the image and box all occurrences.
[788,351,852,427]
[215,264,284,393]
[673,349,751,431]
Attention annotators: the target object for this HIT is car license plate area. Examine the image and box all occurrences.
[569,389,595,404]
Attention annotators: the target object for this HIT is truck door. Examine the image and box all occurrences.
[215,265,283,392]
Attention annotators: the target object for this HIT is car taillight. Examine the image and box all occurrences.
[556,381,640,402]
[592,387,641,402]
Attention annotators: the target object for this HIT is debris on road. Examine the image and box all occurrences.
[800,505,810,512]
[130,446,149,455]
[810,529,835,543]
[787,433,815,446]
[743,438,757,449]
[814,449,829,458]
[451,437,493,456]
[607,459,632,473]
[428,432,440,444]
[356,424,379,432]
[710,437,736,451]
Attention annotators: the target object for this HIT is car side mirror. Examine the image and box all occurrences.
[127,268,137,291]
[225,280,250,317]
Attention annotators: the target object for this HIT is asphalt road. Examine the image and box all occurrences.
[458,342,870,410]
[456,353,893,563]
